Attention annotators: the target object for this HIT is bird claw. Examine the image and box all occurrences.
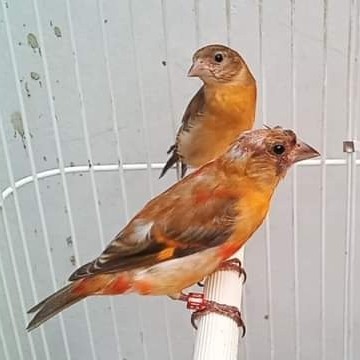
[218,258,247,283]
[179,292,246,337]
[191,301,246,337]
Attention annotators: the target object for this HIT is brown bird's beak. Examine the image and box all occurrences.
[291,139,320,163]
[188,59,207,77]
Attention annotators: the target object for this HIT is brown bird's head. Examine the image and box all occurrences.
[224,126,320,185]
[188,44,253,84]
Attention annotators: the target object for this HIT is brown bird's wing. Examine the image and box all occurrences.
[160,87,205,178]
[179,86,206,133]
[69,179,238,281]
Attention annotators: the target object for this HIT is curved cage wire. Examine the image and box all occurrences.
[0,0,359,359]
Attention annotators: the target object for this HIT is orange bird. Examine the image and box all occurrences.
[27,127,319,331]
[160,44,257,178]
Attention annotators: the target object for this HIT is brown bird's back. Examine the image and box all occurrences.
[160,44,256,178]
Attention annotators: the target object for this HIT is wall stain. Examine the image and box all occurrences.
[66,236,73,247]
[54,26,62,38]
[69,255,76,266]
[27,33,41,56]
[30,72,40,80]
[30,72,42,87]
[27,33,38,48]
[24,81,31,97]
[10,112,27,148]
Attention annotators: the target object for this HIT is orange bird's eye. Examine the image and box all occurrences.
[214,52,224,63]
[272,144,285,155]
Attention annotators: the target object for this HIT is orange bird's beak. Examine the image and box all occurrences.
[188,59,207,77]
[291,139,320,163]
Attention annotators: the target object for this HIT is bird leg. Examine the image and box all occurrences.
[174,292,246,336]
[218,258,247,283]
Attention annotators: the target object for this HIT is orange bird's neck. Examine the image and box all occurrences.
[204,81,257,125]
[216,154,282,196]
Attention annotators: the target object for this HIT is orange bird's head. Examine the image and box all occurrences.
[187,44,254,84]
[221,126,320,187]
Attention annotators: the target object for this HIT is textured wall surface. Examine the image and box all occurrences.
[0,0,359,359]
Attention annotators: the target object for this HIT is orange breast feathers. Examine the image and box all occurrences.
[206,82,257,128]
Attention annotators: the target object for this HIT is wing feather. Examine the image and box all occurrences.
[160,86,205,178]
[69,180,238,281]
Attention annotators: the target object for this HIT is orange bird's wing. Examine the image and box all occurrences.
[69,172,238,281]
[160,87,205,178]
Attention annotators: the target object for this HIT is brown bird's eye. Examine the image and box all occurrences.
[214,52,224,63]
[272,144,285,155]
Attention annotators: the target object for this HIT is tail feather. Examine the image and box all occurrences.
[26,284,86,331]
[27,274,131,331]
[160,145,188,179]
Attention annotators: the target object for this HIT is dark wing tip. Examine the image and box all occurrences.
[167,144,176,155]
[159,150,180,179]
[68,272,78,282]
[180,162,188,178]
[68,261,93,281]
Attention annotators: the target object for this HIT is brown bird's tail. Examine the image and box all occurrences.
[26,283,86,331]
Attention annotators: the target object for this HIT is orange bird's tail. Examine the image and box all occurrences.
[27,274,131,331]
[26,283,86,331]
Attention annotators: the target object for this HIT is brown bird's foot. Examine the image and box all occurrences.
[178,292,246,336]
[191,300,246,337]
[218,258,247,283]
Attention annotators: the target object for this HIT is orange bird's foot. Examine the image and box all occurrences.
[178,292,246,337]
[218,258,247,283]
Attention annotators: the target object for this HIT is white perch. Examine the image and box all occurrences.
[192,248,245,360]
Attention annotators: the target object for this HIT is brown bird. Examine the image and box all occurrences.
[27,127,319,331]
[160,44,257,178]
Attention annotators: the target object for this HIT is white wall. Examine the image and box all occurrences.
[0,0,359,359]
